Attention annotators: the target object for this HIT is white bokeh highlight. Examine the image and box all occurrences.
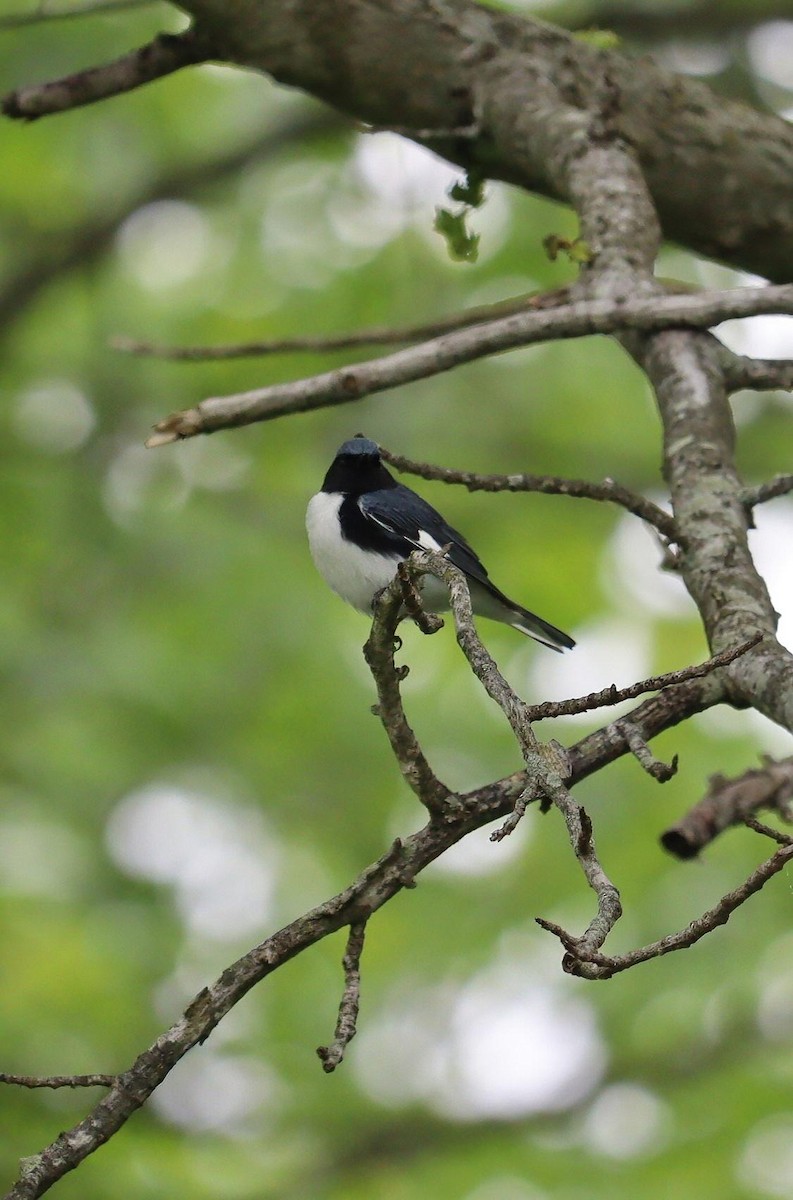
[106,778,278,941]
[117,200,213,290]
[738,1115,793,1199]
[14,381,95,454]
[354,939,606,1120]
[152,1050,278,1135]
[581,1082,671,1160]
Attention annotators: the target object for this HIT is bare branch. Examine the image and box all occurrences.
[2,30,207,120]
[539,842,793,979]
[0,1073,115,1090]
[145,285,793,446]
[616,719,679,782]
[381,448,677,540]
[722,353,793,394]
[744,815,793,846]
[525,633,763,722]
[317,922,367,1073]
[743,474,793,510]
[363,572,450,816]
[0,660,733,1199]
[661,756,793,859]
[396,560,444,637]
[410,539,624,950]
[538,787,623,961]
[114,291,566,360]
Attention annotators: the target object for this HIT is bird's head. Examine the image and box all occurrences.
[322,434,394,495]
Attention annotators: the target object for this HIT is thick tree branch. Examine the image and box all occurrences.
[171,0,793,283]
[661,756,793,859]
[2,30,208,120]
[6,1,793,277]
[639,329,793,733]
[145,285,793,445]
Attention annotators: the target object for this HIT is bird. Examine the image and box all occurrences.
[306,435,575,652]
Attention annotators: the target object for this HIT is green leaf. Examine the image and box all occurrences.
[449,170,486,208]
[434,207,480,262]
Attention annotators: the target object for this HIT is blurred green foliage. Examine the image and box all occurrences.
[0,2,792,1199]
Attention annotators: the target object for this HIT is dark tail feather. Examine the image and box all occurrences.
[509,607,576,652]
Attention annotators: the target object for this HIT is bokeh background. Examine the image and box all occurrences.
[1,1,793,1197]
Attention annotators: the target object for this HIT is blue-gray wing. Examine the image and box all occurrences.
[359,485,492,586]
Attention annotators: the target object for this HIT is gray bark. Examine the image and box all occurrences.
[178,0,793,281]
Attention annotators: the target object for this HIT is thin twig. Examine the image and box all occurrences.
[363,573,451,816]
[397,549,622,965]
[396,560,444,635]
[743,815,793,845]
[0,1073,115,1090]
[403,552,547,801]
[381,449,676,539]
[526,633,763,722]
[616,719,679,781]
[538,842,793,979]
[145,285,793,446]
[414,546,622,942]
[540,785,623,960]
[316,922,367,1072]
[114,291,564,360]
[2,30,207,120]
[742,474,793,509]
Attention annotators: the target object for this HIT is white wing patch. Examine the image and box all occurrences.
[417,529,443,552]
[363,507,442,554]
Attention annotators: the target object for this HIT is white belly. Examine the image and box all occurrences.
[306,492,402,613]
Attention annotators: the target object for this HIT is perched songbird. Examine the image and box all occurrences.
[306,436,575,652]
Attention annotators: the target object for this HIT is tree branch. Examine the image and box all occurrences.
[113,290,567,359]
[171,0,793,283]
[2,29,208,120]
[742,474,793,510]
[722,354,793,394]
[0,1073,114,1090]
[363,569,451,817]
[539,841,793,979]
[639,328,793,733]
[0,655,735,1199]
[380,448,677,539]
[317,922,367,1073]
[145,285,793,446]
[661,756,793,859]
[526,634,762,722]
